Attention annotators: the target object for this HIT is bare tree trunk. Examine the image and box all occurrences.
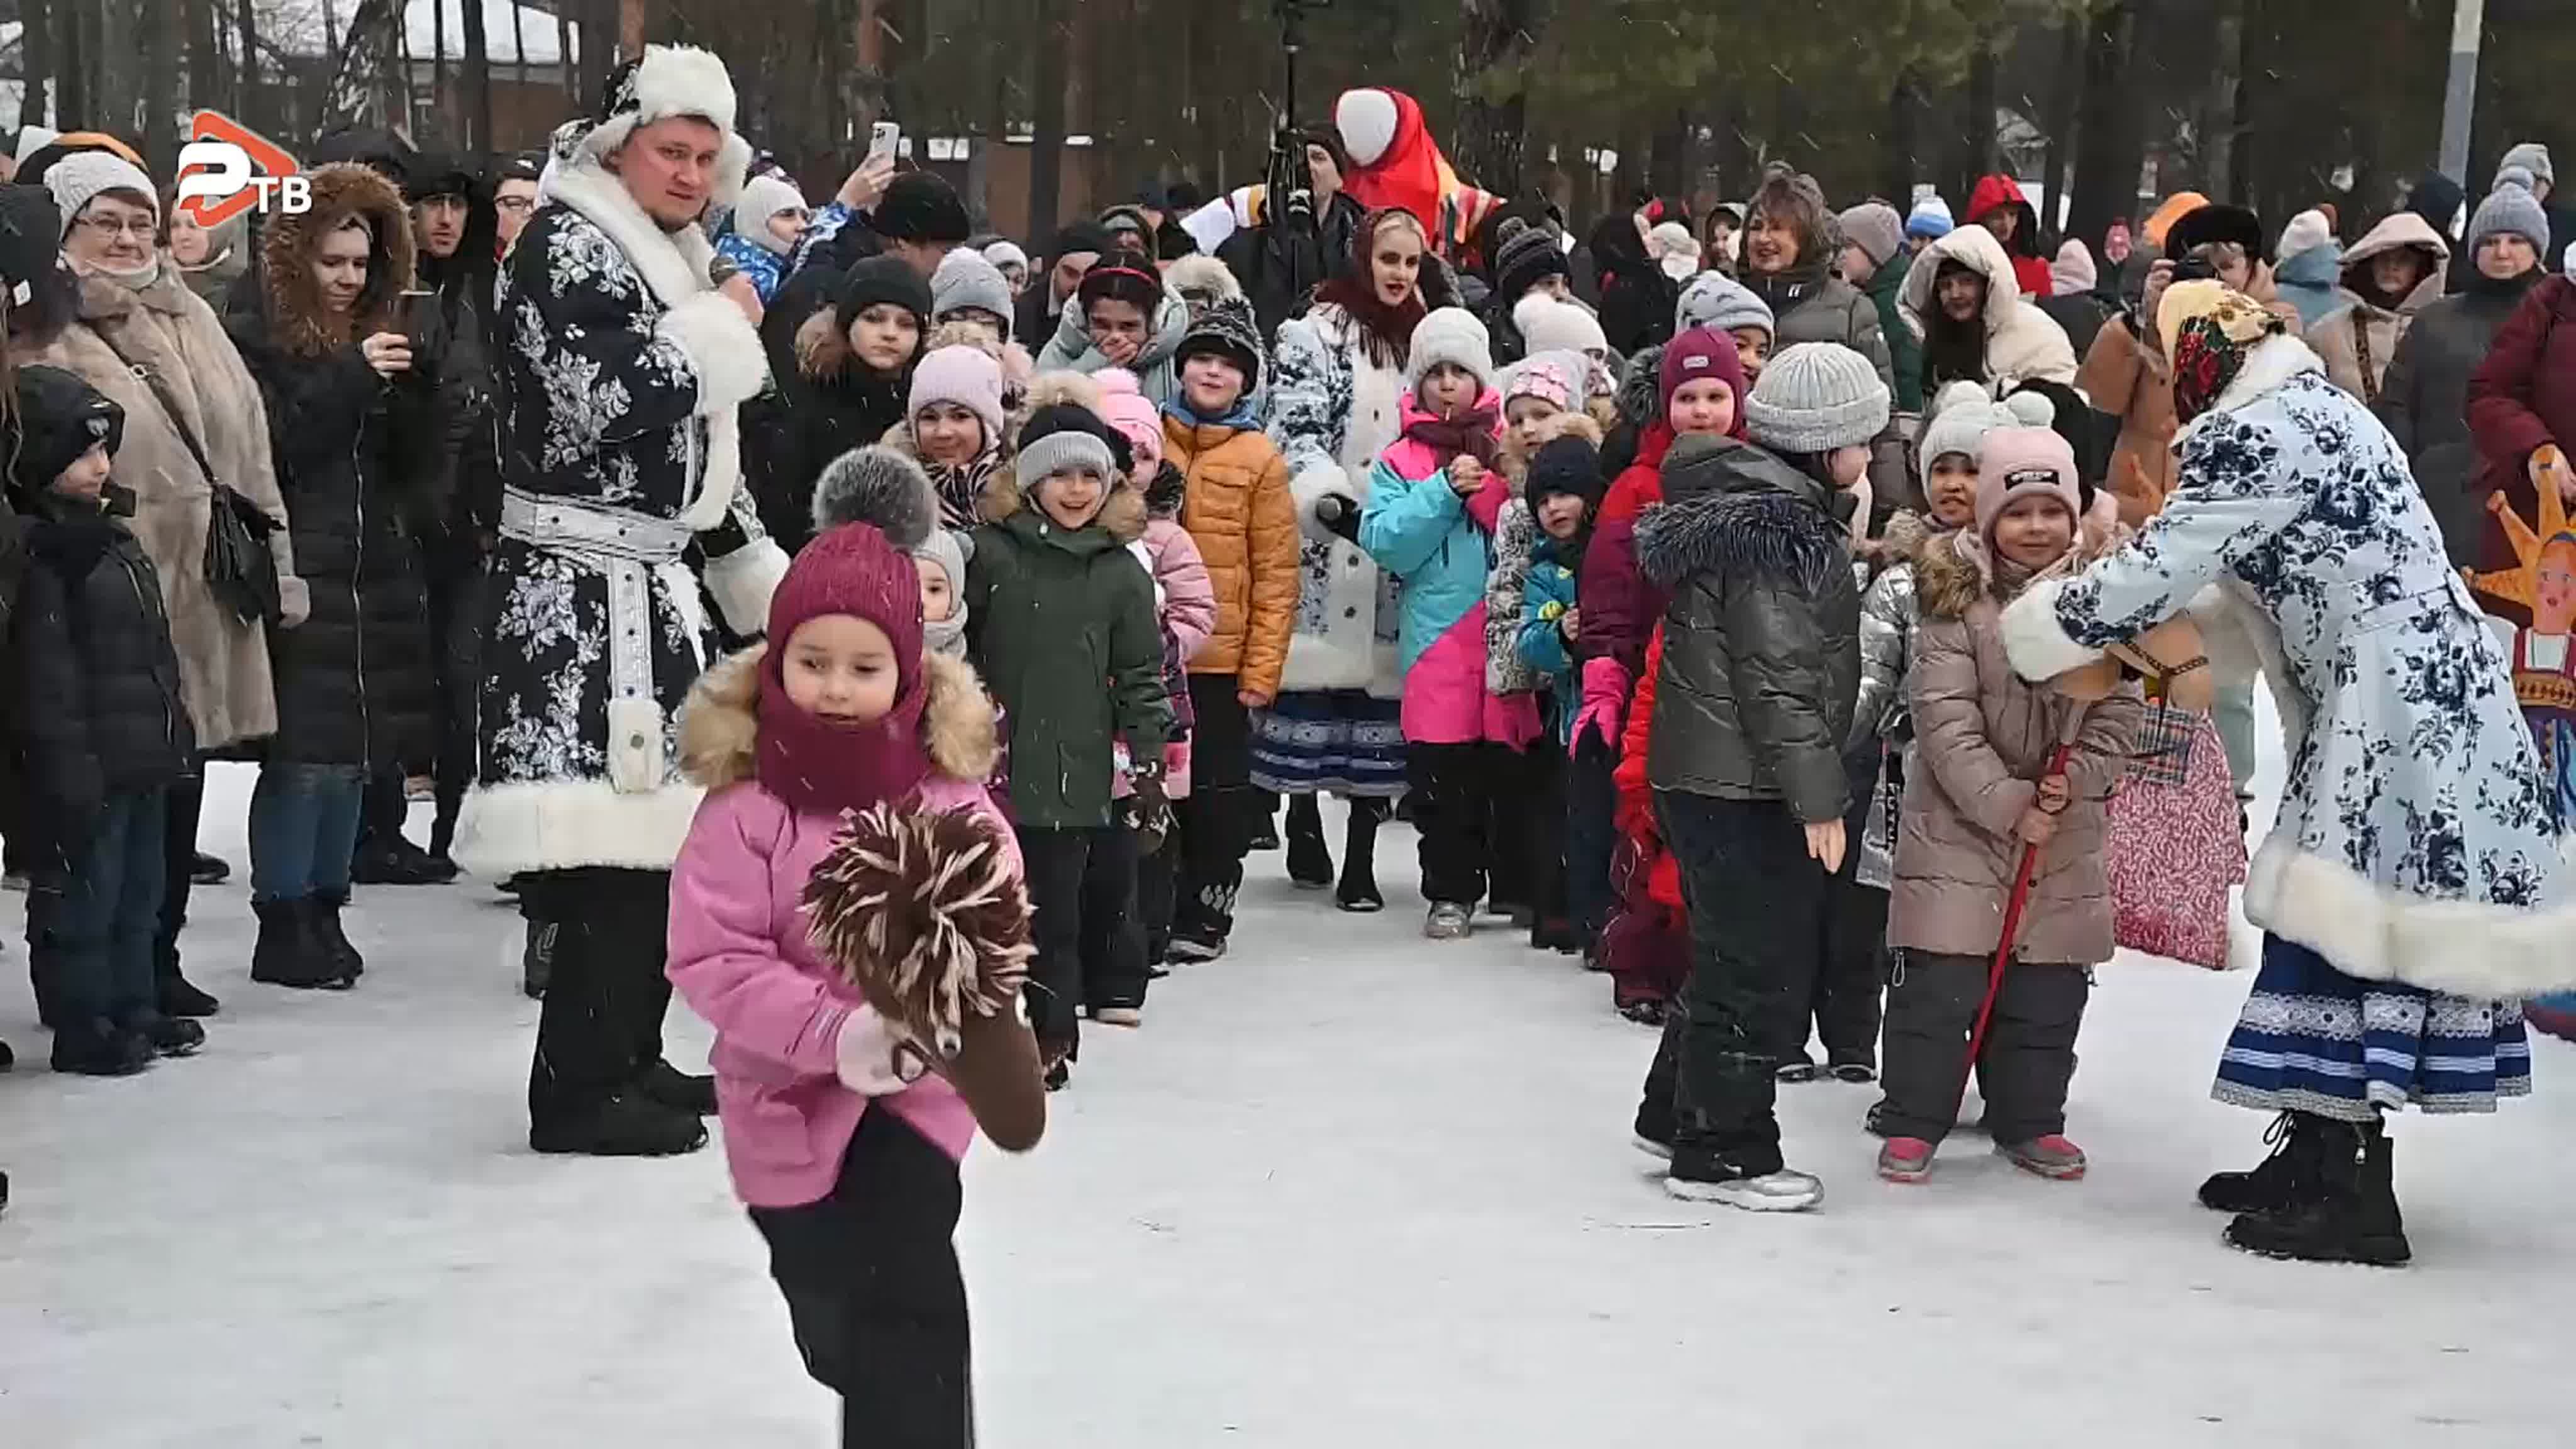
[619,0,646,59]
[142,0,177,177]
[433,0,450,123]
[232,0,258,127]
[1882,66,1919,206]
[1958,28,1997,203]
[2043,18,2083,234]
[58,0,89,135]
[2067,0,2141,257]
[460,0,492,153]
[1452,0,1532,195]
[184,0,219,113]
[853,0,887,133]
[2228,0,2263,208]
[1026,0,1067,245]
[21,0,52,132]
[558,3,577,106]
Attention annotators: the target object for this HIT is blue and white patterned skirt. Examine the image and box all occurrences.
[2213,935,2532,1120]
[1249,690,1408,797]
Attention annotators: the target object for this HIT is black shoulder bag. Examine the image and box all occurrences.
[125,362,283,627]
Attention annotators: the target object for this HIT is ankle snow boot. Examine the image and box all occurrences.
[2199,1111,2330,1214]
[52,1017,153,1075]
[121,1009,206,1058]
[633,1058,718,1117]
[1284,797,1333,889]
[251,899,350,991]
[308,894,365,982]
[1336,801,1385,911]
[157,967,221,1019]
[530,1094,709,1157]
[2224,1116,2410,1266]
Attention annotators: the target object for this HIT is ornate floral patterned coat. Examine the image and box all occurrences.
[2003,334,2575,1000]
[454,159,783,877]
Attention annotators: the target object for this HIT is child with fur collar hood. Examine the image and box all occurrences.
[665,509,1042,1443]
[1875,426,2141,1185]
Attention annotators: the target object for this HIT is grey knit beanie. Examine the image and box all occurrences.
[1743,343,1891,455]
[1675,270,1775,338]
[1836,203,1904,268]
[2499,142,2555,190]
[2468,175,2553,255]
[930,248,1016,334]
[913,526,972,657]
[1405,306,1497,392]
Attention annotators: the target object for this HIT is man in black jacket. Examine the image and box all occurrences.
[1014,219,1116,355]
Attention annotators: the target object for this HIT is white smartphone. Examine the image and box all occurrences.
[868,121,901,162]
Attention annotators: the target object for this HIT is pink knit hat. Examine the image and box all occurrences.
[1092,367,1164,471]
[909,345,1007,452]
[1971,426,2083,543]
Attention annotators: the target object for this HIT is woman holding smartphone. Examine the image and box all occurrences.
[222,161,445,991]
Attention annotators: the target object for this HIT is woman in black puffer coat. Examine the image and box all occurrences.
[226,161,441,988]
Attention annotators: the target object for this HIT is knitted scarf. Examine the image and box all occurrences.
[926,449,1002,530]
[1401,401,1502,471]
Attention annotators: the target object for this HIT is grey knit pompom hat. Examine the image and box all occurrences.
[1741,343,1891,455]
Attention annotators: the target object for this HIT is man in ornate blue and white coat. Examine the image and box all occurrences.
[455,45,785,1158]
[2003,279,2576,1265]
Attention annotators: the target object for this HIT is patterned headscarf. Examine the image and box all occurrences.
[2157,279,2286,424]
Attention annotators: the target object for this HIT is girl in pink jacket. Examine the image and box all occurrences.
[667,519,1043,1448]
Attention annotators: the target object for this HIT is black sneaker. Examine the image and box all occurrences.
[1165,930,1227,963]
[1828,1055,1879,1084]
[353,838,459,887]
[1775,1056,1824,1084]
[1044,1059,1072,1092]
[1665,1151,1823,1210]
[633,1059,718,1116]
[190,852,231,886]
[51,1018,154,1075]
[1335,867,1384,913]
[530,1096,709,1156]
[123,1011,206,1058]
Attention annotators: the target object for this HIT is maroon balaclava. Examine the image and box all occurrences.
[757,523,931,816]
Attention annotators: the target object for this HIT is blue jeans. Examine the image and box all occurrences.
[28,787,169,1030]
[249,762,368,902]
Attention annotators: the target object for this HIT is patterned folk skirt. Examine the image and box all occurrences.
[1249,689,1409,797]
[2214,935,2533,1121]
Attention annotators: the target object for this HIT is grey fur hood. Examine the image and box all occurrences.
[1634,440,1845,594]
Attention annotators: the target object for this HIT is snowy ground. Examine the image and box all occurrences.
[4,737,2574,1448]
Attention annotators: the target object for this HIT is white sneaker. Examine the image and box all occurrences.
[1665,1166,1824,1211]
[1424,902,1473,940]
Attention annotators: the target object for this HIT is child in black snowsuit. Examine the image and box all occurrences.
[8,365,201,1074]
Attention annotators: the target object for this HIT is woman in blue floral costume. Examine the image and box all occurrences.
[2002,279,2575,1265]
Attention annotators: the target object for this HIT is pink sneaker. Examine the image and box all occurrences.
[1999,1134,2088,1180]
[1877,1136,1935,1183]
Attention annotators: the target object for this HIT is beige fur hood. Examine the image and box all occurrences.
[680,645,1001,791]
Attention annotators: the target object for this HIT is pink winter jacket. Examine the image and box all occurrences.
[667,647,1013,1209]
[1114,518,1218,799]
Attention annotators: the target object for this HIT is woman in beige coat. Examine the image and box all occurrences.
[38,150,304,1014]
[2309,211,2449,406]
[1875,428,2140,1185]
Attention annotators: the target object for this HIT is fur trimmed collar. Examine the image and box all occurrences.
[680,645,998,791]
[541,160,718,307]
[1498,407,1605,483]
[1634,472,1845,594]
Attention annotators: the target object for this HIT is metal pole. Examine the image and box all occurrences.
[2438,0,2485,186]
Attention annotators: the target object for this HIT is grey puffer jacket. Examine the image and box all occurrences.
[1635,435,1860,824]
[1849,511,1934,748]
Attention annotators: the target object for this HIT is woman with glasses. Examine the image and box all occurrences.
[714,172,811,306]
[33,147,308,1013]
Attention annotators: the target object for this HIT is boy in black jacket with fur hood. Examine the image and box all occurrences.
[8,365,201,1075]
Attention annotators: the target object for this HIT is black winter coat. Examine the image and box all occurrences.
[1634,440,1860,825]
[741,265,913,553]
[228,328,440,770]
[8,489,194,854]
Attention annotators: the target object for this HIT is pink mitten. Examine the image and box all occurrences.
[1573,656,1632,752]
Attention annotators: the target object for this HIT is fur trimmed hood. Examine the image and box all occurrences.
[257,161,416,357]
[1499,407,1605,483]
[1617,342,1665,428]
[1634,442,1844,593]
[1912,530,1987,620]
[1163,253,1245,307]
[975,370,1144,541]
[680,645,1000,791]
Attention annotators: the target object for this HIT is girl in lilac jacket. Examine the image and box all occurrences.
[666,521,1041,1447]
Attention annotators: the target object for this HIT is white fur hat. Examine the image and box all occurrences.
[567,45,752,206]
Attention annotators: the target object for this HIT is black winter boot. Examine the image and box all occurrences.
[2199,1111,2331,1214]
[1284,796,1333,889]
[633,1058,718,1116]
[51,1017,153,1075]
[529,1094,709,1157]
[1336,799,1385,913]
[2224,1114,2411,1266]
[308,894,365,982]
[251,899,351,991]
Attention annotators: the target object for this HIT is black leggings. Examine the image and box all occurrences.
[750,1109,973,1448]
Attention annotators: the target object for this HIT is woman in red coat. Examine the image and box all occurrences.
[1966,174,2054,300]
[2466,272,2576,608]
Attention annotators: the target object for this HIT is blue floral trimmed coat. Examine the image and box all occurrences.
[2002,334,2576,1002]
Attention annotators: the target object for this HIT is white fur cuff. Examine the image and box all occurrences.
[657,292,769,412]
[1289,460,1353,540]
[1999,575,2105,682]
[702,538,790,638]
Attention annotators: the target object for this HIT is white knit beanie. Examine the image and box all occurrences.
[734,174,807,257]
[1743,343,1891,455]
[1406,307,1496,392]
[1916,380,2050,488]
[1515,295,1609,361]
[45,150,157,239]
[2274,208,2332,263]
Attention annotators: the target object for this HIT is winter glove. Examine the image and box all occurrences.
[1129,761,1174,854]
[1315,492,1364,545]
[834,1006,928,1096]
[1574,655,1632,753]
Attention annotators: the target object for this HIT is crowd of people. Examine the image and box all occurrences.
[4,46,2576,1444]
